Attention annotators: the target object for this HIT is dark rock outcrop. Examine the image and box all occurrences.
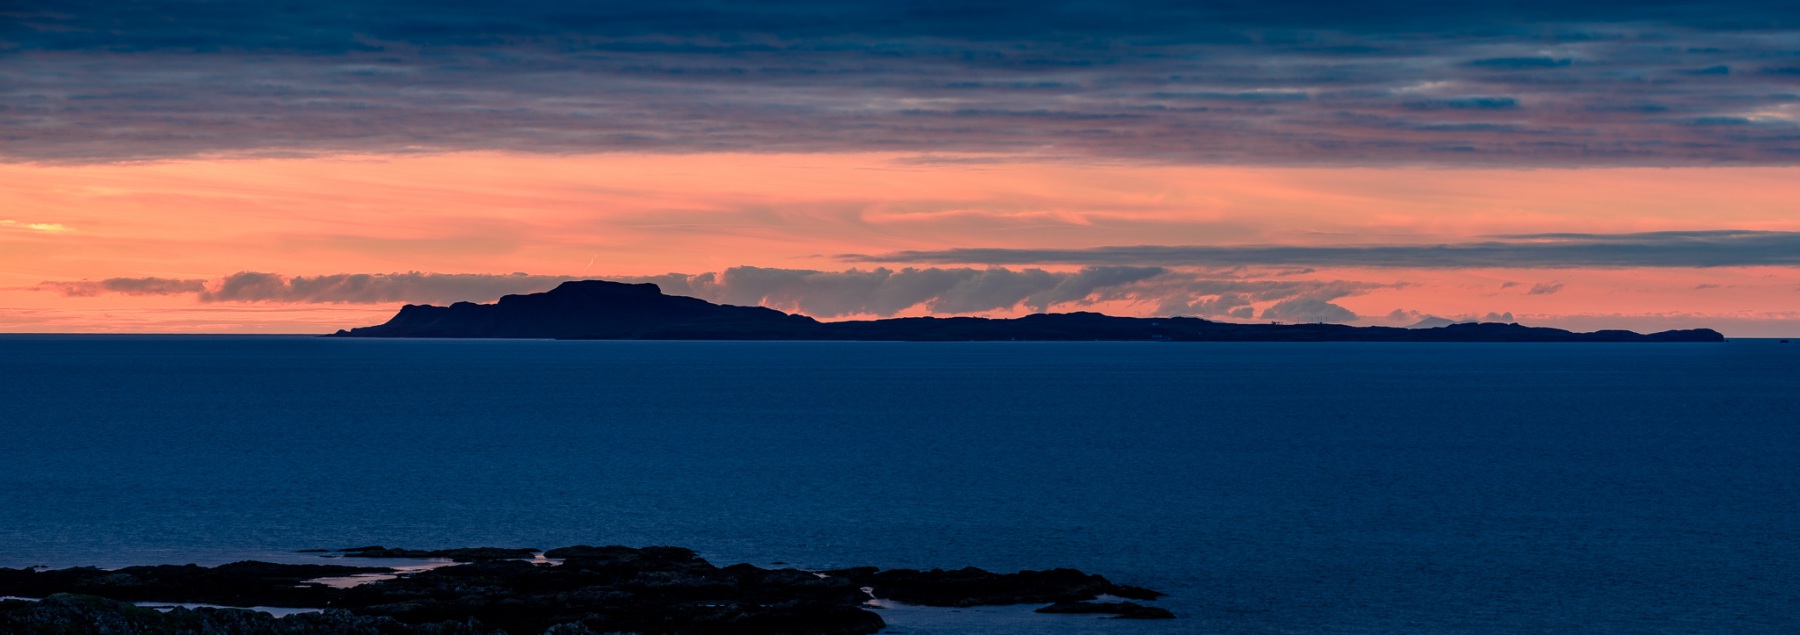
[0,594,491,634]
[0,560,387,608]
[332,557,881,635]
[1,546,1171,634]
[329,279,1725,343]
[1035,600,1177,619]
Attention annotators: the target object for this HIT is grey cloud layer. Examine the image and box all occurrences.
[39,277,208,296]
[42,272,582,305]
[197,272,581,304]
[6,2,1800,164]
[34,267,1378,323]
[637,266,1170,316]
[847,231,1800,268]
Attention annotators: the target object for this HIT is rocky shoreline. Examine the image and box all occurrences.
[0,545,1173,634]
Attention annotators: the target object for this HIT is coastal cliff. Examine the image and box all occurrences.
[331,280,1725,343]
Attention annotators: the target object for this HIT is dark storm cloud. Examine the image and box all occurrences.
[844,231,1800,268]
[6,1,1800,164]
[30,266,1376,322]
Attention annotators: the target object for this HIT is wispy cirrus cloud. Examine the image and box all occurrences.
[844,230,1800,269]
[6,2,1800,165]
[0,220,72,233]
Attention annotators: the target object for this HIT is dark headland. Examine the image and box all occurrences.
[331,280,1723,342]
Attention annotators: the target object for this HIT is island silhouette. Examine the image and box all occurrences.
[331,280,1723,342]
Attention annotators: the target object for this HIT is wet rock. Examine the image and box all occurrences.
[332,553,881,634]
[0,561,388,607]
[0,594,491,634]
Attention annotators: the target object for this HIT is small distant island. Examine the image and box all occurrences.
[330,280,1724,343]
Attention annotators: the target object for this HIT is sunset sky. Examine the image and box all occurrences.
[4,2,1799,335]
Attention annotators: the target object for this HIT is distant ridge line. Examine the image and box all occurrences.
[329,280,1725,343]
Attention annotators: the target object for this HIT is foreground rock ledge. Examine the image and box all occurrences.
[0,545,1172,634]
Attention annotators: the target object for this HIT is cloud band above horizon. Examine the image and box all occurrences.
[30,267,1385,324]
[845,231,1800,268]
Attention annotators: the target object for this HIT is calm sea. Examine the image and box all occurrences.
[2,336,1796,633]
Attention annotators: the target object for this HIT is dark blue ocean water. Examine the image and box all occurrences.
[2,336,1797,634]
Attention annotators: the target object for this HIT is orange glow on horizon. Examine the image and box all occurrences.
[4,152,1799,335]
